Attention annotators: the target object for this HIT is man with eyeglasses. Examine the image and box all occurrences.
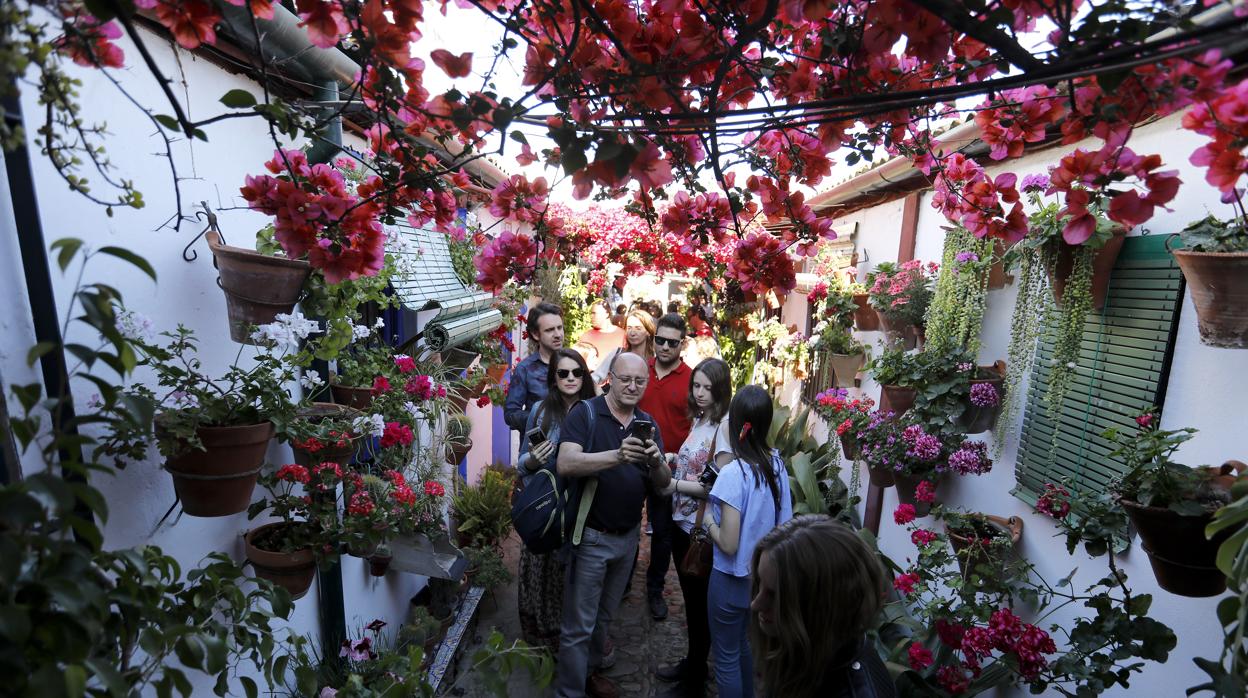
[556,352,671,698]
[637,313,693,621]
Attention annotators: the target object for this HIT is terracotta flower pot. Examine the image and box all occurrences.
[864,461,895,488]
[244,522,317,600]
[840,432,860,461]
[879,385,917,416]
[446,439,473,465]
[331,382,374,410]
[987,240,1012,290]
[163,421,273,517]
[206,231,311,344]
[1120,498,1231,597]
[947,515,1024,577]
[290,402,361,467]
[1049,232,1125,310]
[1172,249,1248,348]
[829,352,866,389]
[895,472,941,517]
[877,312,922,350]
[368,553,393,577]
[958,364,1005,435]
[852,293,880,331]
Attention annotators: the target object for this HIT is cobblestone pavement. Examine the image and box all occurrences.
[450,516,717,698]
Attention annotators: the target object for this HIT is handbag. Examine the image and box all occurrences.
[679,500,714,578]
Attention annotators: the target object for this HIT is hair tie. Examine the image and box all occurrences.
[739,422,752,441]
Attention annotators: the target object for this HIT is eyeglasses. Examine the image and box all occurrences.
[610,373,648,387]
[557,368,586,379]
[654,336,683,347]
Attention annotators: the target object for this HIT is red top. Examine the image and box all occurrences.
[638,358,693,461]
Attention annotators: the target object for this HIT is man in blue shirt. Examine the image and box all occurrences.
[555,352,671,698]
[503,302,564,432]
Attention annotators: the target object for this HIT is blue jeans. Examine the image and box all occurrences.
[555,526,639,697]
[708,569,753,698]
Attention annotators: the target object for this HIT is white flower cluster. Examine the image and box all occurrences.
[350,323,371,341]
[250,311,321,351]
[386,229,423,280]
[116,309,155,342]
[352,413,385,436]
[300,371,325,391]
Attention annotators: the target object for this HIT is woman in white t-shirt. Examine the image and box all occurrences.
[654,358,734,697]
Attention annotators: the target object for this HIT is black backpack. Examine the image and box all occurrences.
[510,403,598,554]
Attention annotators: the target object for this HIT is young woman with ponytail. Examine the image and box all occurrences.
[705,385,792,698]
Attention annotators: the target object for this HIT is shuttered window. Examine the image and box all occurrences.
[1013,234,1184,503]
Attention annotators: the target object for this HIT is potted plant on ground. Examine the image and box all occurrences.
[1171,214,1248,348]
[868,260,938,349]
[464,545,513,596]
[452,467,515,549]
[812,387,876,461]
[112,326,296,517]
[1107,409,1240,597]
[446,413,474,465]
[399,606,445,662]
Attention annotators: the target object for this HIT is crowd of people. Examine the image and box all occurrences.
[502,302,895,698]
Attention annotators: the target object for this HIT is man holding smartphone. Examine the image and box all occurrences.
[556,352,671,698]
[638,313,693,621]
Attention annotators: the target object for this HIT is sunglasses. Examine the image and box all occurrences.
[557,368,587,379]
[654,336,683,347]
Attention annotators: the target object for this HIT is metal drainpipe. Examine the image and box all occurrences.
[305,80,348,663]
[3,96,88,521]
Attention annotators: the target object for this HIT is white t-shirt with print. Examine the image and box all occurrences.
[671,416,731,534]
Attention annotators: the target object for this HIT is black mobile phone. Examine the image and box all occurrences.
[526,428,546,446]
[630,420,654,443]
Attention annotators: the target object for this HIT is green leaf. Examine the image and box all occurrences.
[97,246,157,281]
[240,676,258,698]
[64,666,87,698]
[50,238,84,272]
[219,89,258,109]
[26,341,58,367]
[154,114,181,131]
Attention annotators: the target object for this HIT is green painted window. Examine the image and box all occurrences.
[1013,234,1184,503]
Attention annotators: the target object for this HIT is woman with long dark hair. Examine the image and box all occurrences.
[750,516,894,698]
[706,385,793,698]
[515,348,597,651]
[654,358,734,697]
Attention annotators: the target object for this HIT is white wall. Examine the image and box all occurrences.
[1,20,476,694]
[788,112,1245,696]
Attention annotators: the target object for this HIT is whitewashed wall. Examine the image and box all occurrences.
[0,20,487,695]
[789,112,1245,696]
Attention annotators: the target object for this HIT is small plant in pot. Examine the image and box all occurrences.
[941,510,1024,580]
[446,413,474,465]
[812,387,875,461]
[245,462,348,599]
[1106,409,1239,597]
[1170,214,1248,348]
[464,544,513,593]
[107,326,296,517]
[808,278,869,388]
[452,466,516,549]
[399,606,445,660]
[868,260,937,349]
[867,347,926,416]
[281,401,364,466]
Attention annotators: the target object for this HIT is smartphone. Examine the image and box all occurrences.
[526,428,546,446]
[630,420,654,443]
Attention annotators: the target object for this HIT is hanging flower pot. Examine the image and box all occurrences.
[840,432,860,461]
[1049,232,1125,310]
[368,550,393,577]
[877,312,922,350]
[446,439,473,466]
[163,421,273,517]
[879,385,917,416]
[289,402,362,467]
[958,364,1005,435]
[895,472,942,517]
[1172,249,1248,348]
[244,522,317,600]
[206,231,311,344]
[863,460,895,488]
[829,352,866,389]
[331,382,374,410]
[852,293,880,331]
[1119,498,1232,597]
[946,514,1024,577]
[986,239,1013,290]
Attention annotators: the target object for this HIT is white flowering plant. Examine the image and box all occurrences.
[103,325,297,461]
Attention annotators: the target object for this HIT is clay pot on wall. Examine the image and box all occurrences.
[947,515,1024,577]
[879,385,917,416]
[877,312,922,350]
[958,363,1006,435]
[840,433,860,462]
[1172,248,1248,348]
[331,382,374,410]
[1049,232,1126,310]
[290,402,362,467]
[1120,496,1234,598]
[986,240,1013,290]
[368,551,393,577]
[895,472,942,517]
[163,421,273,517]
[206,231,311,344]
[829,352,866,389]
[852,294,880,331]
[244,523,317,600]
[863,460,895,488]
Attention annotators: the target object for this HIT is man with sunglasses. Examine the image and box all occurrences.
[556,351,670,698]
[637,313,693,621]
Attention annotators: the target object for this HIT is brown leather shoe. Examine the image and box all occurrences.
[587,671,619,698]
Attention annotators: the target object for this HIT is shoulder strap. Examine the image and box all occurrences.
[772,452,782,527]
[571,400,599,545]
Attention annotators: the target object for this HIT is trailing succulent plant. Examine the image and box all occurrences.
[925,226,994,357]
[995,242,1052,453]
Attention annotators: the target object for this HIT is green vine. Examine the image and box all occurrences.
[995,247,1051,453]
[925,226,993,356]
[1043,244,1094,458]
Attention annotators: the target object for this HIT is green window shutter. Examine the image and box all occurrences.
[1013,235,1184,503]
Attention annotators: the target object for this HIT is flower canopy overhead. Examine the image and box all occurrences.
[12,0,1248,295]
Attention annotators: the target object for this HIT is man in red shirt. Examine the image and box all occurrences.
[638,313,693,621]
[578,300,623,372]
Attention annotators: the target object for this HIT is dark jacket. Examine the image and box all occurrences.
[813,639,896,698]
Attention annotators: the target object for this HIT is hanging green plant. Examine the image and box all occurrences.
[925,225,994,356]
[995,243,1051,452]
